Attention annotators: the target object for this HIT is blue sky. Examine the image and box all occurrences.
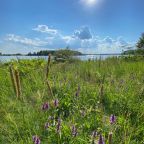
[0,0,144,54]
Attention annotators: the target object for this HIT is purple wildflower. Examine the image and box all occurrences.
[54,99,59,107]
[32,136,40,144]
[42,102,49,110]
[98,134,105,144]
[110,114,116,124]
[71,125,78,137]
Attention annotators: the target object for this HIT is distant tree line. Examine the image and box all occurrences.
[27,50,55,56]
[123,49,144,55]
[0,49,82,57]
[27,49,82,56]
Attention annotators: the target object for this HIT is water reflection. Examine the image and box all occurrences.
[0,55,121,62]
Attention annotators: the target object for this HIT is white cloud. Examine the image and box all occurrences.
[0,42,54,54]
[102,36,115,44]
[73,26,92,40]
[33,25,58,35]
[5,34,48,47]
[1,26,135,54]
[61,34,134,54]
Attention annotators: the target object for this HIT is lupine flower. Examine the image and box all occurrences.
[42,102,49,110]
[110,114,116,124]
[54,99,59,107]
[98,134,105,144]
[32,135,41,144]
[108,132,113,144]
[56,118,61,133]
[44,122,50,129]
[71,125,78,137]
[92,130,97,138]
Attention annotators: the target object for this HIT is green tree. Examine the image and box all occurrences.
[137,33,144,49]
[54,48,82,62]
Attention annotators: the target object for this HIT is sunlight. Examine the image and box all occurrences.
[81,0,100,7]
[86,0,98,5]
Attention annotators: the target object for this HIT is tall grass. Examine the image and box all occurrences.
[0,58,144,143]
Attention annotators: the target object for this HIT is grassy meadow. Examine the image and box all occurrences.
[0,57,144,144]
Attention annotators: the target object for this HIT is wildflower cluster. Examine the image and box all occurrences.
[33,95,117,144]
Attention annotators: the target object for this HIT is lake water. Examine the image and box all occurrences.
[0,55,121,62]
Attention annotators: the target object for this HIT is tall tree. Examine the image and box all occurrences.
[137,33,144,49]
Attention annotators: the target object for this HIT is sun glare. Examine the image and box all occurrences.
[81,0,100,7]
[87,0,97,5]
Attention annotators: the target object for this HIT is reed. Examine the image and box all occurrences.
[99,75,105,103]
[100,84,104,99]
[98,75,105,113]
[2,58,144,143]
[108,132,113,144]
[15,69,21,99]
[45,54,53,97]
[46,54,51,79]
[9,65,18,96]
[46,80,53,97]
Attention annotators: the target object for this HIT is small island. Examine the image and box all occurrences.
[0,48,82,56]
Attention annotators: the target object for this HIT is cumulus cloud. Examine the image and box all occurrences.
[5,34,48,47]
[73,26,92,40]
[33,25,58,35]
[62,34,134,54]
[116,37,129,46]
[1,26,135,54]
[102,36,115,44]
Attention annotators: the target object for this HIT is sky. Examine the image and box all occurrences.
[0,0,144,54]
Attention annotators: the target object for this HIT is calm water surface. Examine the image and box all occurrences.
[0,55,121,62]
